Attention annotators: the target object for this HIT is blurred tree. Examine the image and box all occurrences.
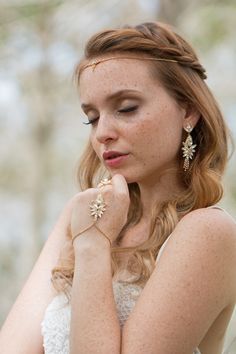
[158,0,187,25]
[0,2,235,350]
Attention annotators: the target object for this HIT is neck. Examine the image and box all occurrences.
[137,168,185,220]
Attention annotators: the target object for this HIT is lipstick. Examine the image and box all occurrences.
[103,151,129,168]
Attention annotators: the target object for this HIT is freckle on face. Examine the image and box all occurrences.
[79,57,184,183]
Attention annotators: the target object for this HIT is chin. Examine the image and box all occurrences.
[120,174,140,185]
[108,170,133,183]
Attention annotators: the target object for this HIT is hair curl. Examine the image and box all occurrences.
[52,21,233,296]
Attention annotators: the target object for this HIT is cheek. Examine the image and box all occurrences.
[131,112,182,159]
[131,112,161,144]
[127,122,151,155]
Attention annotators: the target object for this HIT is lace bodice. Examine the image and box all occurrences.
[41,205,234,354]
[41,279,200,353]
[41,206,227,353]
[41,275,201,353]
[41,280,143,353]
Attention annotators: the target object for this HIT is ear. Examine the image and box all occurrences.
[182,104,201,129]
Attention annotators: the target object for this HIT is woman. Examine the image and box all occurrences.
[1,21,236,354]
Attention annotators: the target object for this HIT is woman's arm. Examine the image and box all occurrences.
[121,207,236,354]
[70,231,121,354]
[0,195,78,354]
[67,176,236,354]
[69,175,130,354]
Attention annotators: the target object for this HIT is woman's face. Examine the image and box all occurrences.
[79,56,188,185]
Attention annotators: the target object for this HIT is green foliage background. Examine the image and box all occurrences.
[0,0,235,350]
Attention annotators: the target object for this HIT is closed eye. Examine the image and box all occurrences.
[83,106,138,125]
[118,105,138,114]
[83,117,99,125]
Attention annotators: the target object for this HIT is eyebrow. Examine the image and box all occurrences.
[81,89,142,111]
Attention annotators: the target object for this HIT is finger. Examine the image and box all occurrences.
[97,178,113,189]
[112,174,129,196]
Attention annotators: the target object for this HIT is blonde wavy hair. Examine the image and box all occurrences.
[52,21,233,296]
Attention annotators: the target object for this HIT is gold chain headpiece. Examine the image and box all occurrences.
[81,56,178,72]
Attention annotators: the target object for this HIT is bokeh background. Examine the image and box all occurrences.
[0,0,235,351]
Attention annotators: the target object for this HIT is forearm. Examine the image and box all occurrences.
[70,231,121,354]
[0,198,74,354]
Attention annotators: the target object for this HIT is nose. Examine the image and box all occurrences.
[94,115,118,144]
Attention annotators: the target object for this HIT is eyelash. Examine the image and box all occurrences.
[83,105,138,125]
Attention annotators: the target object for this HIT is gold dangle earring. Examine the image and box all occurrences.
[181,123,197,171]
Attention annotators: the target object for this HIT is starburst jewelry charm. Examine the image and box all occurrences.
[181,124,197,171]
[89,193,106,220]
[97,178,112,188]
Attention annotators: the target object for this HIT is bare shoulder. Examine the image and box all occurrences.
[123,208,236,352]
[158,206,236,301]
[176,206,236,245]
[172,206,236,262]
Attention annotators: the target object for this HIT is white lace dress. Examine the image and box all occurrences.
[41,238,201,354]
[41,280,201,353]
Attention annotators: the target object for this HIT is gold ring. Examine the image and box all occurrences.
[97,178,112,189]
[89,193,106,220]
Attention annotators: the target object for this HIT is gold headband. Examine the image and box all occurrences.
[81,56,178,72]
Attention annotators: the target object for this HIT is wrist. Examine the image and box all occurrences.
[72,227,111,256]
[73,230,112,275]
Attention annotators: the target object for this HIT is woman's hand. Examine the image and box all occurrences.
[70,174,130,247]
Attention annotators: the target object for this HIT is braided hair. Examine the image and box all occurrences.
[52,22,232,294]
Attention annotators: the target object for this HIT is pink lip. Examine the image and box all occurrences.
[103,150,128,160]
[104,154,129,167]
[102,150,129,168]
